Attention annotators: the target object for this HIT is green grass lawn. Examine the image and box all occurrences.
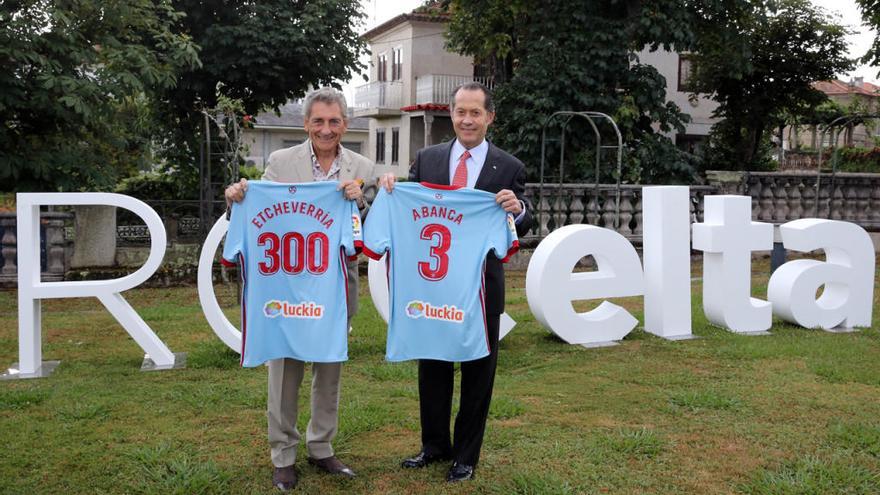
[1,258,879,494]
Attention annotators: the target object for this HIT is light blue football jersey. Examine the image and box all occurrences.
[363,182,519,362]
[223,181,362,367]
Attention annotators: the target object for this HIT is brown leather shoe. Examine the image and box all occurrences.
[307,455,356,477]
[272,465,297,491]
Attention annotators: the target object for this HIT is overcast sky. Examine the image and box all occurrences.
[811,0,879,83]
[345,0,879,98]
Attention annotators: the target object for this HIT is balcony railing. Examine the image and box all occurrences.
[416,74,495,106]
[353,81,403,110]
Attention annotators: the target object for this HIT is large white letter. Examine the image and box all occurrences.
[642,186,693,340]
[368,254,517,339]
[367,255,390,323]
[767,219,874,330]
[197,216,242,352]
[14,193,179,377]
[526,224,643,346]
[692,195,773,334]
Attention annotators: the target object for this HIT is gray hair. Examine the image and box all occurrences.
[303,87,348,119]
[451,81,495,113]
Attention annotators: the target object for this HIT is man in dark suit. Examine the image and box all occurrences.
[378,82,533,482]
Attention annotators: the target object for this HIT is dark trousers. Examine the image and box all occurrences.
[418,313,500,467]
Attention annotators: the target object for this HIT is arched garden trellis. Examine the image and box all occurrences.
[199,109,243,238]
[814,113,880,217]
[537,111,624,233]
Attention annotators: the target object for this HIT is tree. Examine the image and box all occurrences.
[445,0,699,184]
[856,0,880,74]
[688,0,854,170]
[0,1,199,191]
[153,0,367,189]
[1,0,367,194]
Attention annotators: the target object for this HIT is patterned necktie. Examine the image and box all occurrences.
[452,150,471,187]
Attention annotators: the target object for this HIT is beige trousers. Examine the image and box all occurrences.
[267,358,342,467]
[266,260,358,468]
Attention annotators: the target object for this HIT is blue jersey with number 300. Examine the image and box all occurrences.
[223,181,362,367]
[363,182,518,362]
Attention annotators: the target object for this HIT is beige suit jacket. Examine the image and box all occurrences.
[262,140,375,185]
[261,140,376,320]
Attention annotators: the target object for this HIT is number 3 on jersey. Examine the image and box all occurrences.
[418,223,451,281]
[258,231,329,275]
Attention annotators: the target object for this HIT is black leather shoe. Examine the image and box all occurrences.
[446,462,475,482]
[272,465,297,491]
[401,450,451,468]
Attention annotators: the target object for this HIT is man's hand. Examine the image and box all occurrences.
[378,173,396,193]
[338,179,364,202]
[496,189,523,215]
[225,178,248,207]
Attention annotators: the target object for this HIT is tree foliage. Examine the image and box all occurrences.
[0,0,199,191]
[445,0,698,184]
[169,0,365,116]
[688,0,854,170]
[446,0,855,178]
[149,0,368,198]
[1,0,367,193]
[856,0,880,74]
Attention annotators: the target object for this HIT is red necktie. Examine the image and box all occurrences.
[452,150,470,187]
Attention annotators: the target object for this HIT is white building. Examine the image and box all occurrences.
[637,49,719,154]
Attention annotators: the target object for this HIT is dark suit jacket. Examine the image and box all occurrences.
[408,140,533,315]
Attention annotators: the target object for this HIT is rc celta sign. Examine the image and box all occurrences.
[8,186,875,378]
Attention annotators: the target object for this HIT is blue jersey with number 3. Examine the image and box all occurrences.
[363,182,518,362]
[223,181,362,367]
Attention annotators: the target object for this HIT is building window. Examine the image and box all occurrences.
[378,53,387,82]
[675,134,707,155]
[392,48,402,81]
[391,128,399,164]
[376,129,386,163]
[341,141,361,154]
[678,54,695,93]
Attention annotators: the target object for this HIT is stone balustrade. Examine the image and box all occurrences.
[0,211,72,287]
[522,183,716,244]
[521,171,880,247]
[707,171,880,231]
[1,172,878,284]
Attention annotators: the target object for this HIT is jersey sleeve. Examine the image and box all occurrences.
[342,198,364,262]
[221,201,246,266]
[489,212,520,263]
[362,188,392,260]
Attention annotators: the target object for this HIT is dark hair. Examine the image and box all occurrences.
[450,82,495,113]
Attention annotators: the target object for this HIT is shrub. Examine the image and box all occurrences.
[833,146,880,173]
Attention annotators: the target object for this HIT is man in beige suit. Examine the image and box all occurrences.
[225,87,374,491]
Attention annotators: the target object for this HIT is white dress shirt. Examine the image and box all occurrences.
[448,138,526,223]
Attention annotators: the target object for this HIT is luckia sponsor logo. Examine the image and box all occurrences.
[351,214,362,236]
[264,300,324,319]
[405,300,464,323]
